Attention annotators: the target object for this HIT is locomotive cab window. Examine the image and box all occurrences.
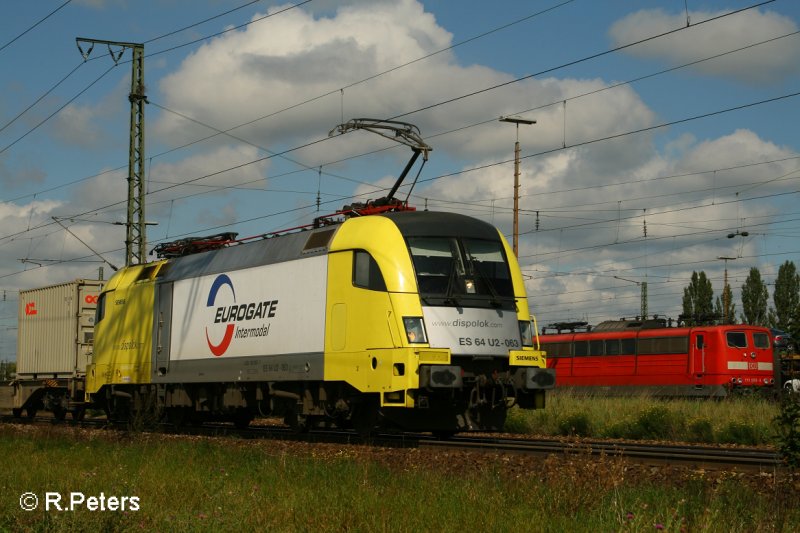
[353,250,387,291]
[726,331,748,349]
[407,236,514,308]
[753,332,770,349]
[95,292,107,324]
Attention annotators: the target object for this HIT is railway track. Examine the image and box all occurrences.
[1,414,783,471]
[417,435,782,471]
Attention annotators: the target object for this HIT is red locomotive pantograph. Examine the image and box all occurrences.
[540,318,775,397]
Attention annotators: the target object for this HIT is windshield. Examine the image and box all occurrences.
[407,236,514,308]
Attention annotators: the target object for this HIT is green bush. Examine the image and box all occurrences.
[718,421,761,446]
[630,405,682,440]
[687,417,715,443]
[775,391,800,467]
[503,407,530,433]
[557,412,593,437]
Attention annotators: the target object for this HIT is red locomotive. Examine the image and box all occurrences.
[540,319,776,397]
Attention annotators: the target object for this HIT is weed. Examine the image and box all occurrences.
[775,390,800,467]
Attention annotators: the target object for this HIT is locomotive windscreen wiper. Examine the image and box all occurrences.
[443,264,460,306]
[468,255,503,308]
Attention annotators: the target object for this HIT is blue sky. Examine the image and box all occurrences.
[1,0,799,358]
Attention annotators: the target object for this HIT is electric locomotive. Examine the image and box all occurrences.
[85,209,553,433]
[541,318,775,397]
[84,119,553,434]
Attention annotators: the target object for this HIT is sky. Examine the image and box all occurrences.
[1,0,799,359]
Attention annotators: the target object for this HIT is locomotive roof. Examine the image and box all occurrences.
[381,210,501,241]
[152,211,502,283]
[155,225,339,282]
[592,319,669,331]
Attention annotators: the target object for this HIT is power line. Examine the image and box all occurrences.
[0,63,117,155]
[1,1,782,210]
[2,85,799,255]
[0,1,307,159]
[0,0,71,53]
[143,0,266,45]
[386,1,777,121]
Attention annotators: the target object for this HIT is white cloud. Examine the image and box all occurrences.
[609,8,800,84]
[149,144,270,194]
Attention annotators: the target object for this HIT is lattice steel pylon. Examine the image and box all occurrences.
[77,38,147,266]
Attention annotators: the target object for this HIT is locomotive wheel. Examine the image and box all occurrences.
[52,406,67,421]
[284,410,309,433]
[71,407,86,422]
[351,397,380,439]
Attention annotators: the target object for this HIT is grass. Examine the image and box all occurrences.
[1,422,798,532]
[506,389,780,445]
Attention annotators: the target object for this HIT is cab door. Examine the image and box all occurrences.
[153,282,173,377]
[690,330,707,382]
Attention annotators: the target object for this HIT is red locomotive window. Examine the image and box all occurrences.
[753,332,770,349]
[605,339,620,355]
[589,340,604,356]
[638,336,688,355]
[621,338,636,355]
[574,341,588,356]
[542,342,571,358]
[726,331,748,349]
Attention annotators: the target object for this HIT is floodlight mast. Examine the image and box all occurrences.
[329,118,432,206]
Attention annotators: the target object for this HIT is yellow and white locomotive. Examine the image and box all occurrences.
[86,207,553,433]
[85,119,553,434]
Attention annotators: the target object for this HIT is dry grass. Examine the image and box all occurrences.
[508,390,779,445]
[1,424,798,532]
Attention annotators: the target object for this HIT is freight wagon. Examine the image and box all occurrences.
[12,279,102,419]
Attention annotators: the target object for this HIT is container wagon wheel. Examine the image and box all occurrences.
[233,409,252,429]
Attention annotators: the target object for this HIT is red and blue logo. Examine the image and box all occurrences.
[206,274,235,356]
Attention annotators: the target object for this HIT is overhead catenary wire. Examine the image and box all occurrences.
[0,0,310,159]
[0,0,573,207]
[1,1,784,210]
[0,0,71,54]
[2,84,799,259]
[0,0,792,304]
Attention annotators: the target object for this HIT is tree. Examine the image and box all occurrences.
[771,260,800,338]
[714,282,736,324]
[740,267,769,325]
[682,271,715,326]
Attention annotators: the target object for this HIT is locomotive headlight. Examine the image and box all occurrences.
[403,317,428,344]
[464,279,476,294]
[519,320,534,347]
